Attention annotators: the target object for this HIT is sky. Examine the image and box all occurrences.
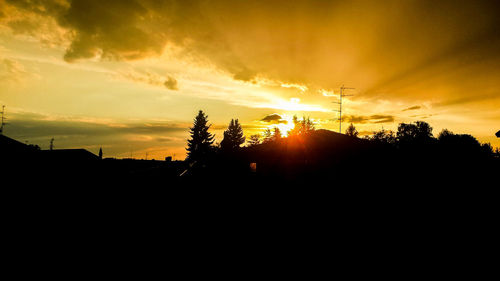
[0,0,499,159]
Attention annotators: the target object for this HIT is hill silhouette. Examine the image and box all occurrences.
[181,126,498,187]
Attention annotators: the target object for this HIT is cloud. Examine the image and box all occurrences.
[319,89,335,97]
[260,113,287,124]
[344,114,395,124]
[403,106,421,111]
[60,0,165,62]
[115,69,178,90]
[164,76,178,90]
[6,111,188,138]
[2,0,69,46]
[281,83,308,92]
[0,58,27,81]
[0,58,39,83]
[4,111,191,157]
[433,93,500,107]
[3,0,500,106]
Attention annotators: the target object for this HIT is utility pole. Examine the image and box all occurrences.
[0,105,6,135]
[333,85,354,134]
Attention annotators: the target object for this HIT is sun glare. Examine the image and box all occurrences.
[272,114,295,137]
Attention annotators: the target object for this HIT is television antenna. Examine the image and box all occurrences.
[0,105,6,135]
[333,85,354,133]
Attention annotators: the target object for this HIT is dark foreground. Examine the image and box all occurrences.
[3,130,498,189]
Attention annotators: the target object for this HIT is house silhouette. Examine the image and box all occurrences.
[39,149,99,162]
[1,134,98,162]
[0,134,38,159]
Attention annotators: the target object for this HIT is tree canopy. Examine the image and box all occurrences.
[397,121,434,146]
[247,134,261,147]
[345,123,358,137]
[289,115,315,137]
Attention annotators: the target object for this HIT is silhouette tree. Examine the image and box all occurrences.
[481,143,493,155]
[99,147,103,160]
[273,127,282,141]
[438,129,454,140]
[289,115,315,136]
[288,116,300,136]
[262,127,282,143]
[221,119,245,151]
[438,129,484,155]
[186,110,215,162]
[370,129,396,144]
[397,121,433,146]
[28,144,41,151]
[496,130,500,138]
[262,128,273,143]
[247,134,261,147]
[345,123,358,137]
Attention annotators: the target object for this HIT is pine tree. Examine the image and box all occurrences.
[247,134,261,147]
[262,128,273,143]
[345,123,358,137]
[273,127,282,140]
[186,110,215,162]
[99,147,103,160]
[221,119,245,151]
[289,115,315,136]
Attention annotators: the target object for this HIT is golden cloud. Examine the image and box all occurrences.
[2,0,500,106]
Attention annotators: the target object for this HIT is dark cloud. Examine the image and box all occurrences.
[116,69,178,90]
[3,112,190,155]
[155,136,179,143]
[403,106,421,111]
[344,115,395,124]
[409,114,433,119]
[260,113,287,124]
[60,0,165,62]
[164,76,178,90]
[3,0,500,104]
[6,113,187,139]
[5,0,67,15]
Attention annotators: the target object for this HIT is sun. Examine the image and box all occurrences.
[273,115,295,137]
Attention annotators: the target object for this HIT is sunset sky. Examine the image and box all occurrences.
[1,0,499,159]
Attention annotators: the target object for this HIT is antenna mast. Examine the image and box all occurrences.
[0,105,5,135]
[333,85,354,133]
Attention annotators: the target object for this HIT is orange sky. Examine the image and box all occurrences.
[1,0,499,159]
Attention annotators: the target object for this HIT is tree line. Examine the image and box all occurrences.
[186,110,319,162]
[186,110,499,163]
